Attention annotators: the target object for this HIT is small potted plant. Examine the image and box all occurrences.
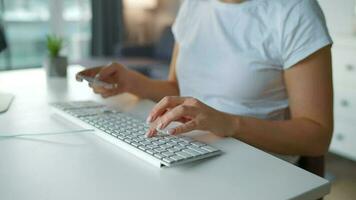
[44,35,67,77]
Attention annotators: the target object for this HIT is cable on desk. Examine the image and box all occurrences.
[0,129,95,139]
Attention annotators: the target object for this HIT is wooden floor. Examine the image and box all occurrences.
[325,153,356,200]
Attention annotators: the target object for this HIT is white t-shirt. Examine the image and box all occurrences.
[172,0,332,162]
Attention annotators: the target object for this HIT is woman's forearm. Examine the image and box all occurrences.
[130,43,180,102]
[229,115,333,156]
[127,70,179,102]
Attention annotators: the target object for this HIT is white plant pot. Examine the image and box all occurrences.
[44,56,68,77]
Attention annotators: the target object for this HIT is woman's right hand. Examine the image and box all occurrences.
[76,62,134,98]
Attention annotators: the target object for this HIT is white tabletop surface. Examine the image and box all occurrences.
[0,66,330,200]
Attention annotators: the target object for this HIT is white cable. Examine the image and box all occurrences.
[0,129,95,139]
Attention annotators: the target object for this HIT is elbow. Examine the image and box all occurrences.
[305,128,333,157]
[308,143,329,157]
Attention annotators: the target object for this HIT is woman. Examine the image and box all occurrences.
[77,0,333,162]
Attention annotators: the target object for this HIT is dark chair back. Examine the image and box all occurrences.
[154,26,174,62]
[0,23,7,52]
[298,156,325,177]
[298,156,325,200]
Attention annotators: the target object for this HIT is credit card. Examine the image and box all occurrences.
[77,75,117,89]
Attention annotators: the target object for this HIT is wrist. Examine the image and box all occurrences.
[224,113,241,137]
[125,70,151,98]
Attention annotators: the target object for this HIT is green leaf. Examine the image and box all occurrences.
[46,34,64,57]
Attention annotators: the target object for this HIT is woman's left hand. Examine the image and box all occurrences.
[145,96,236,137]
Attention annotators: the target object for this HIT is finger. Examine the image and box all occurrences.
[101,93,112,98]
[146,96,186,123]
[144,109,169,137]
[92,85,110,94]
[76,73,83,82]
[176,117,192,123]
[145,126,157,138]
[155,105,198,130]
[92,88,101,94]
[100,89,114,98]
[147,106,197,137]
[101,87,124,98]
[76,66,102,81]
[145,119,161,138]
[167,120,198,135]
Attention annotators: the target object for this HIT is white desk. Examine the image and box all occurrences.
[0,66,330,200]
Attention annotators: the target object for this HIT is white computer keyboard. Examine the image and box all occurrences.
[51,101,221,167]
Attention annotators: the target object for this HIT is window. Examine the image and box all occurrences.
[0,0,91,70]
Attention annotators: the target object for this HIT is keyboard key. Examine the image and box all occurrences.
[140,141,151,146]
[154,148,166,153]
[142,138,154,142]
[167,147,180,153]
[133,131,145,136]
[179,136,193,143]
[146,144,159,149]
[154,140,166,145]
[131,142,140,147]
[146,149,155,155]
[162,151,175,157]
[170,155,184,161]
[178,142,188,147]
[154,153,165,159]
[191,142,206,147]
[176,151,191,159]
[161,144,172,149]
[187,145,209,154]
[163,157,175,164]
[127,135,137,139]
[167,141,178,146]
[182,149,200,157]
[201,146,217,152]
[147,137,159,141]
[138,146,147,151]
[175,145,186,151]
[117,135,125,140]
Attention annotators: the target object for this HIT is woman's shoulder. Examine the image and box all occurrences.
[263,0,322,16]
[265,0,318,8]
[179,0,207,7]
[256,0,326,33]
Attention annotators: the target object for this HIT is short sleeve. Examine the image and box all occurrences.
[281,0,333,69]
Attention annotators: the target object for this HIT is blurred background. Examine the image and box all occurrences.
[0,0,179,78]
[0,0,356,199]
[0,0,92,69]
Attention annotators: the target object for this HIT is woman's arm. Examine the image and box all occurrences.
[146,46,333,156]
[131,43,180,102]
[77,43,180,102]
[231,46,333,156]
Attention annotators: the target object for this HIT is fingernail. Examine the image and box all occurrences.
[146,115,152,124]
[167,129,175,135]
[145,130,151,138]
[156,123,163,131]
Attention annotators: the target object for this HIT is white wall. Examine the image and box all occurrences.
[318,0,356,36]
